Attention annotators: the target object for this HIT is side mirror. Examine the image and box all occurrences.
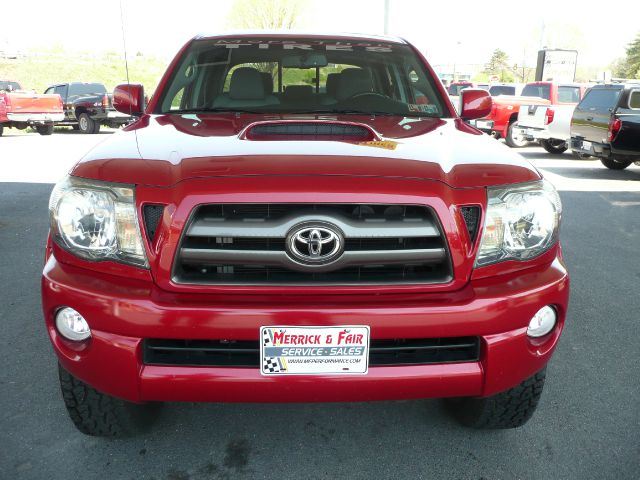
[113,83,145,116]
[459,88,492,120]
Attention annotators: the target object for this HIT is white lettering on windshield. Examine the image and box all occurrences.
[282,43,314,50]
[212,40,395,53]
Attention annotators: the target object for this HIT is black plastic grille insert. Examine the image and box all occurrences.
[142,204,165,242]
[143,337,480,367]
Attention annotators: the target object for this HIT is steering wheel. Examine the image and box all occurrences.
[347,92,389,100]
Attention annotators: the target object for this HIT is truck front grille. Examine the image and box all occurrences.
[172,204,452,286]
[143,337,480,367]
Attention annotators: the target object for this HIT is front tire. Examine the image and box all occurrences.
[540,139,568,154]
[600,157,631,170]
[505,121,528,148]
[78,113,96,134]
[58,363,160,437]
[446,368,546,429]
[36,124,54,136]
[0,124,3,137]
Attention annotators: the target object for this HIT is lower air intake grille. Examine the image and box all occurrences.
[461,206,480,243]
[142,204,165,241]
[143,337,480,367]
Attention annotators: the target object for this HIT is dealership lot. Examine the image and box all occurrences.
[1,133,639,479]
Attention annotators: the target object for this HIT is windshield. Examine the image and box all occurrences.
[156,38,448,118]
[578,87,622,111]
[68,83,107,96]
[0,81,21,91]
[489,85,516,96]
[522,84,551,100]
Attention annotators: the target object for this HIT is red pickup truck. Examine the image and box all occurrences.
[472,81,588,147]
[0,80,64,136]
[43,33,568,436]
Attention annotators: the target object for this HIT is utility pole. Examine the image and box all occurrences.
[452,41,461,83]
[384,0,390,34]
[539,20,546,49]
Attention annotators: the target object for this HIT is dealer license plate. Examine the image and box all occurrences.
[260,326,370,375]
[581,140,592,151]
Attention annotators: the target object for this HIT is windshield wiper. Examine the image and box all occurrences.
[294,109,399,116]
[168,108,265,114]
[166,108,439,118]
[293,109,440,118]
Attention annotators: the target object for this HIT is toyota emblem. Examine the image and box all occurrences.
[286,223,344,265]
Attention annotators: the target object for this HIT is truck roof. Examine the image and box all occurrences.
[194,31,408,45]
[592,81,640,88]
[526,81,588,88]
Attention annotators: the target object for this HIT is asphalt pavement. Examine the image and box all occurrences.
[1,131,639,480]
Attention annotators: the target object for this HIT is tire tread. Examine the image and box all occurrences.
[600,157,631,170]
[447,368,546,429]
[58,363,158,437]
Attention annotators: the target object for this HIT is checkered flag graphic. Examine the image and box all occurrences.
[262,328,284,373]
[263,357,281,373]
[263,328,273,347]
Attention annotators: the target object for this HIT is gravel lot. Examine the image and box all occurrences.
[1,131,639,480]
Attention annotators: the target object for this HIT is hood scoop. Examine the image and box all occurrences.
[242,120,379,142]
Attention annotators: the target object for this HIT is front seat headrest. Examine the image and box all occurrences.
[335,68,373,101]
[229,67,265,100]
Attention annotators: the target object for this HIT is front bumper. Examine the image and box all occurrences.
[42,254,569,404]
[7,112,64,123]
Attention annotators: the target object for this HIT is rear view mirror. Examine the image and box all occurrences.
[459,88,492,120]
[282,53,328,68]
[113,83,145,116]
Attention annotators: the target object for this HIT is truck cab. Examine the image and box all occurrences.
[571,83,640,169]
[45,82,133,133]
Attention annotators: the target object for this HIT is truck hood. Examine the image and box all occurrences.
[71,113,541,189]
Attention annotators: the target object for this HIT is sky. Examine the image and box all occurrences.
[1,0,638,70]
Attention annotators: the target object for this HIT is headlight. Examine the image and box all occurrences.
[476,180,561,267]
[49,176,147,267]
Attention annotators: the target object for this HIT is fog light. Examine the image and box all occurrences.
[55,307,91,341]
[527,306,557,338]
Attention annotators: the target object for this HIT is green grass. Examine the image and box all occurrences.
[1,52,168,94]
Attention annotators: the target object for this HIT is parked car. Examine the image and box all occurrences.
[0,80,64,136]
[43,33,568,436]
[570,83,640,169]
[44,82,133,133]
[472,81,588,147]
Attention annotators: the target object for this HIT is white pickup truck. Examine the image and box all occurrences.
[516,104,576,154]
